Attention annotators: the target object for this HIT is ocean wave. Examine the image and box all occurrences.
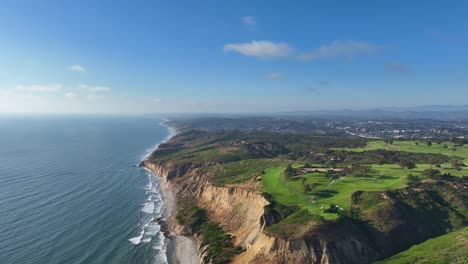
[141,202,155,214]
[129,122,174,263]
[139,121,177,162]
[129,229,145,245]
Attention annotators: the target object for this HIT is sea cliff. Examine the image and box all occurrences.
[142,159,379,264]
[143,128,467,264]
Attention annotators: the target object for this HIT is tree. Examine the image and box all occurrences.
[426,141,432,146]
[443,144,448,148]
[389,139,394,145]
[303,163,312,168]
[310,183,320,190]
[422,168,441,179]
[428,158,442,168]
[406,174,420,182]
[300,177,307,185]
[451,160,466,171]
[326,169,336,178]
[324,204,340,213]
[284,164,294,180]
[351,163,371,177]
[303,184,312,194]
[399,159,416,169]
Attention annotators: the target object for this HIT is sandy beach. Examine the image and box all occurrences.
[157,176,198,264]
[151,121,199,264]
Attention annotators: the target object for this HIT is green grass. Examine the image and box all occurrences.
[261,162,468,220]
[265,209,323,239]
[375,227,468,264]
[205,158,288,185]
[261,166,398,219]
[335,140,468,161]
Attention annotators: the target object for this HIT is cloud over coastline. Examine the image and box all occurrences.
[224,40,382,61]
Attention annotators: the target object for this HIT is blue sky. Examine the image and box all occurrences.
[0,0,467,113]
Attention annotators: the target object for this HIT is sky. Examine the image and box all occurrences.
[0,0,467,113]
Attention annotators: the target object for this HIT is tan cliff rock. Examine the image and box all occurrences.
[143,160,378,264]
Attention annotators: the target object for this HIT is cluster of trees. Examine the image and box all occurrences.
[451,160,466,171]
[406,174,420,182]
[327,149,449,166]
[176,205,243,264]
[283,164,295,179]
[300,177,319,194]
[399,159,416,169]
[350,163,371,177]
[422,168,442,179]
[449,137,468,145]
[324,204,341,213]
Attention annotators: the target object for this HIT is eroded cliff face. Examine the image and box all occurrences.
[233,232,376,264]
[144,160,266,245]
[143,160,380,264]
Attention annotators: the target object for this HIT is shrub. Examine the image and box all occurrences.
[422,168,442,179]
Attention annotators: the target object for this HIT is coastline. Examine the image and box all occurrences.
[144,120,198,264]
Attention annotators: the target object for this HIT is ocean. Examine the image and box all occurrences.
[0,115,172,264]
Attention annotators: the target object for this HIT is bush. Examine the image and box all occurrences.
[177,205,243,264]
[323,204,340,213]
[422,168,442,179]
[407,174,420,182]
[399,159,416,169]
[351,163,371,177]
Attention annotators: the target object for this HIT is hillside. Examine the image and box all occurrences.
[146,128,468,263]
[375,227,467,264]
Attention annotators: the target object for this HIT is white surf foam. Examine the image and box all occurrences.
[130,121,175,263]
[142,202,155,214]
[129,229,145,245]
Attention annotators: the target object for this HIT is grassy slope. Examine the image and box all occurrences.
[375,227,468,264]
[261,165,409,220]
[336,140,468,160]
[155,133,467,239]
[202,158,288,185]
[262,141,468,220]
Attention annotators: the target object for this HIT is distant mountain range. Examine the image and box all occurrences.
[277,105,468,120]
[164,105,468,121]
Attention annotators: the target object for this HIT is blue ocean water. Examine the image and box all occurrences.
[0,115,171,264]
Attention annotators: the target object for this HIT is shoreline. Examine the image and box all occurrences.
[145,120,198,264]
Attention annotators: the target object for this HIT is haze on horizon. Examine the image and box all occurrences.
[0,0,467,113]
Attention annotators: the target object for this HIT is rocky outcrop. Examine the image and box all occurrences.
[234,232,377,264]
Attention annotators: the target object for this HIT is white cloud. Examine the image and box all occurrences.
[242,16,256,26]
[224,40,381,61]
[65,92,78,99]
[153,98,162,103]
[68,65,86,73]
[79,84,111,93]
[241,16,256,31]
[224,41,293,59]
[265,73,282,79]
[297,40,381,61]
[16,84,63,93]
